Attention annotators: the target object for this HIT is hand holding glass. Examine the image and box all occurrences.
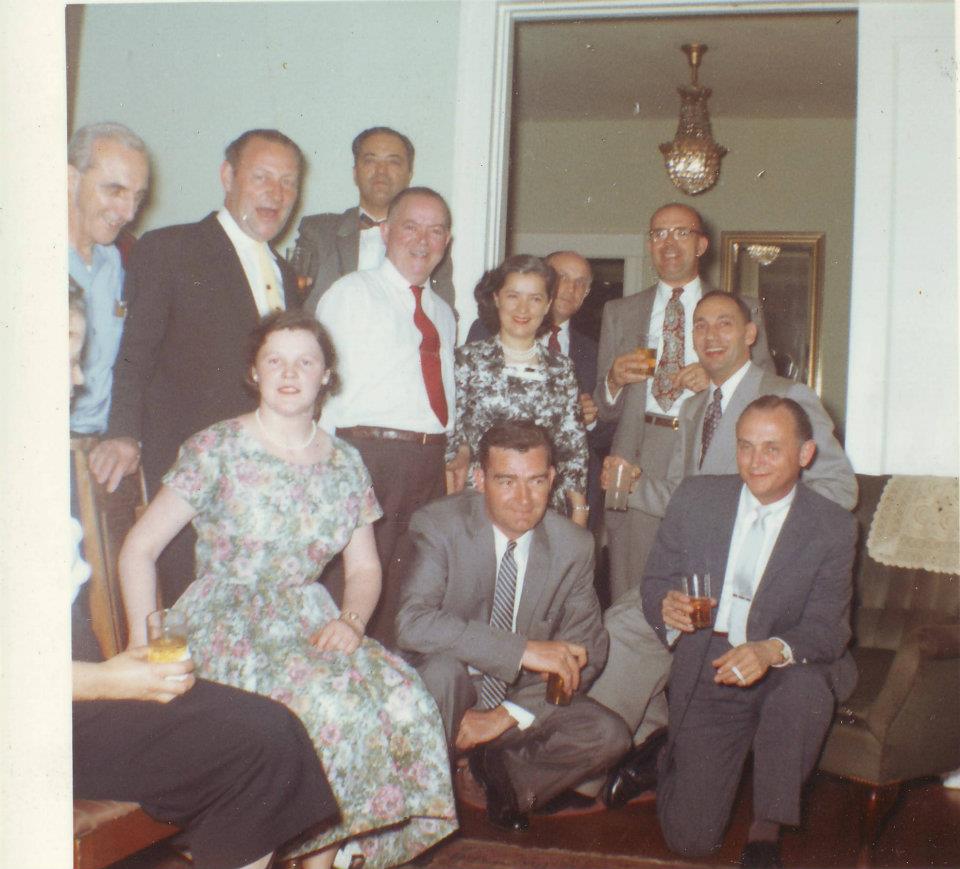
[147,609,191,678]
[682,574,713,630]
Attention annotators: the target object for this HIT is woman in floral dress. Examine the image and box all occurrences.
[447,254,589,524]
[120,310,456,869]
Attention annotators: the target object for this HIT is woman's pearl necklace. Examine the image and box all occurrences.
[499,338,539,365]
[255,408,317,451]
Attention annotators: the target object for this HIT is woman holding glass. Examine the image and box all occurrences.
[119,310,456,869]
[446,254,589,525]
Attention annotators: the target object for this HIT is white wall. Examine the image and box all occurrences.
[509,115,856,427]
[845,0,958,475]
[73,1,461,252]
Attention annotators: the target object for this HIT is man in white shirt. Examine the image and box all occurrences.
[98,128,303,603]
[396,420,629,832]
[316,186,456,645]
[641,397,857,868]
[594,204,774,604]
[296,127,456,311]
[587,289,858,809]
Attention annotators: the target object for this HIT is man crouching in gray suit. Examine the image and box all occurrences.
[396,421,630,831]
[643,396,857,868]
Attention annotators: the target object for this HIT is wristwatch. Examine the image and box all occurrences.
[339,610,366,636]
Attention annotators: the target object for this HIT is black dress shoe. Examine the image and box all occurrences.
[601,727,668,809]
[468,746,530,832]
[535,790,597,815]
[739,841,783,869]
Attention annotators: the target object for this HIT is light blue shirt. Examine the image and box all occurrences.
[69,244,125,434]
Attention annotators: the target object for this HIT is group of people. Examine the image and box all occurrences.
[68,119,861,869]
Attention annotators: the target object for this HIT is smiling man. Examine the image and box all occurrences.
[316,186,457,646]
[99,128,303,603]
[396,420,629,832]
[67,122,150,438]
[296,127,456,311]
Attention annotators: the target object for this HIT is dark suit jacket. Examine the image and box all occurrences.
[640,475,858,732]
[107,212,299,491]
[395,490,609,719]
[297,206,456,312]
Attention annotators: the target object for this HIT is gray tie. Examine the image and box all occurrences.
[476,541,518,709]
[727,508,768,646]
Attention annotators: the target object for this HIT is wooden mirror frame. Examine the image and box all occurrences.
[720,231,825,393]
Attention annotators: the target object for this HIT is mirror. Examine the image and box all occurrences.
[720,231,825,392]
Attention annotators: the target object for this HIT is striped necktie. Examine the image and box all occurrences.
[476,541,518,709]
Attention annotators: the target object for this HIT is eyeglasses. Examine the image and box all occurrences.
[648,227,703,243]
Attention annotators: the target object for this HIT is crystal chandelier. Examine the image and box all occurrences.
[659,43,727,196]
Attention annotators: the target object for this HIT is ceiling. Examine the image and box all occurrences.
[513,11,857,122]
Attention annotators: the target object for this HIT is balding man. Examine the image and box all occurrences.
[296,126,455,311]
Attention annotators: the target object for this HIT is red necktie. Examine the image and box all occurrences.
[410,285,448,427]
[547,324,562,355]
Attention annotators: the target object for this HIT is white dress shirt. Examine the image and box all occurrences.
[316,258,456,434]
[357,209,387,271]
[714,360,753,413]
[217,209,284,317]
[540,320,571,356]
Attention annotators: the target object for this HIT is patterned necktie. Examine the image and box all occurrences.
[477,541,518,709]
[699,387,723,469]
[727,507,768,646]
[257,243,284,312]
[652,286,685,412]
[547,324,562,355]
[410,285,448,427]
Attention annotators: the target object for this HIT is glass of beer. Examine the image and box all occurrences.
[682,574,713,630]
[637,334,657,376]
[604,461,631,512]
[288,246,314,292]
[546,672,572,706]
[147,609,191,675]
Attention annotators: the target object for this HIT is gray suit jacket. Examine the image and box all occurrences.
[637,362,858,516]
[395,490,608,718]
[640,475,859,724]
[593,283,772,464]
[297,206,456,312]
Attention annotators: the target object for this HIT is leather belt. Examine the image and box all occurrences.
[337,425,446,446]
[712,631,729,639]
[645,413,680,430]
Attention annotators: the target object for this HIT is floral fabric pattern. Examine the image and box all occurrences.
[447,337,588,514]
[164,420,456,866]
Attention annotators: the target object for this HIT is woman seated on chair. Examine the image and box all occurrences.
[70,286,338,869]
[446,254,589,525]
[119,308,457,869]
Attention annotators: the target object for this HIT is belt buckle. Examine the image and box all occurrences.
[421,431,428,446]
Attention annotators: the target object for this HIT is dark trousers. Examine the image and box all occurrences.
[74,679,337,869]
[657,635,836,857]
[326,434,446,648]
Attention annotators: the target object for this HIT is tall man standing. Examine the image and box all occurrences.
[317,186,456,646]
[642,397,857,867]
[296,127,455,311]
[97,129,303,603]
[396,421,629,831]
[67,122,150,440]
[595,203,772,603]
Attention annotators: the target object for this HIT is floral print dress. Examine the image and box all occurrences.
[447,337,588,514]
[165,420,457,866]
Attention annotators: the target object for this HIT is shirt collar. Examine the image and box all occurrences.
[381,255,432,294]
[656,274,703,299]
[739,480,797,521]
[218,207,266,255]
[714,360,752,408]
[492,524,535,562]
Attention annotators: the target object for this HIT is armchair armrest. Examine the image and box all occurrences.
[917,623,960,660]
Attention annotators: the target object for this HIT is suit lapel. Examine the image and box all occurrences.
[335,208,360,275]
[469,495,498,619]
[201,214,260,325]
[751,487,815,608]
[515,523,550,633]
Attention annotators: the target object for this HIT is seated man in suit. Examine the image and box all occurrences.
[396,420,630,831]
[296,126,455,311]
[585,290,857,807]
[94,128,304,604]
[642,396,858,868]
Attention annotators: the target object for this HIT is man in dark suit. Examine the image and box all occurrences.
[295,126,455,311]
[396,421,630,831]
[641,396,857,867]
[98,128,303,603]
[588,289,857,808]
[595,204,773,604]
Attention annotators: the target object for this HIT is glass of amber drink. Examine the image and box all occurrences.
[682,574,713,629]
[147,609,191,669]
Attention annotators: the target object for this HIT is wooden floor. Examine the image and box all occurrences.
[118,772,960,869]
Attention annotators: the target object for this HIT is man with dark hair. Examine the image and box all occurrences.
[642,397,857,867]
[295,126,455,310]
[98,128,303,603]
[396,420,630,832]
[317,186,457,645]
[586,289,856,808]
[67,122,150,440]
